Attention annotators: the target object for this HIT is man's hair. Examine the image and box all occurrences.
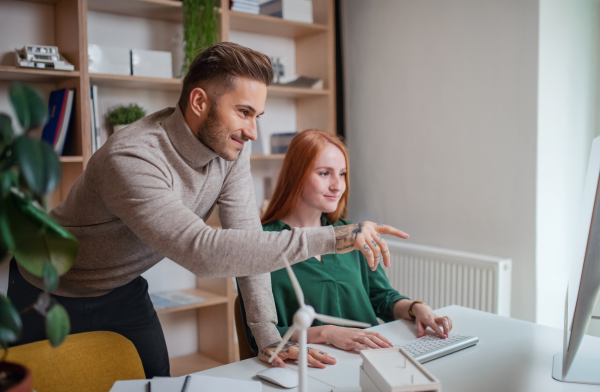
[179,42,273,111]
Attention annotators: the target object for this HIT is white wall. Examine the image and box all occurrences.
[342,0,539,321]
[536,0,600,330]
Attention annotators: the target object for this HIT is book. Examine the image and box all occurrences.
[149,290,206,310]
[53,89,74,155]
[41,88,74,155]
[92,85,102,152]
[89,87,97,153]
[271,131,297,154]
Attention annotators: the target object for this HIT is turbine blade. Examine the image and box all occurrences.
[315,313,371,328]
[282,256,305,306]
[268,325,298,363]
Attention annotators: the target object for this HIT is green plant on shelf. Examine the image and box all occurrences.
[182,0,219,77]
[107,104,147,127]
[0,82,78,352]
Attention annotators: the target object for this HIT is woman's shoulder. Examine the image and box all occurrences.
[262,219,287,232]
[331,217,354,227]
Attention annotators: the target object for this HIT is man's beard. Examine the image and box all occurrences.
[196,105,239,161]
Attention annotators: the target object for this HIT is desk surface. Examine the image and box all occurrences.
[197,305,600,391]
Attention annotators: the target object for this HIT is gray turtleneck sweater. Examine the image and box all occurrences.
[19,106,336,349]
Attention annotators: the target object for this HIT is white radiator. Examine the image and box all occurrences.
[384,241,512,316]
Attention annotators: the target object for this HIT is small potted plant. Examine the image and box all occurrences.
[107,104,146,133]
[0,82,78,391]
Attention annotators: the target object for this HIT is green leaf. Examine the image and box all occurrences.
[0,171,17,198]
[0,192,78,277]
[42,262,58,292]
[0,114,13,149]
[13,136,60,195]
[0,295,22,345]
[9,82,47,131]
[46,303,69,347]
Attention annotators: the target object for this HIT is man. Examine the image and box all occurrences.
[8,42,408,378]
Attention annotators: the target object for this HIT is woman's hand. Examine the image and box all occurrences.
[412,303,453,338]
[321,325,394,351]
[333,221,409,271]
[258,341,337,369]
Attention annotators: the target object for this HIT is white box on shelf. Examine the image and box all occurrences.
[283,0,313,24]
[131,49,173,79]
[88,44,131,75]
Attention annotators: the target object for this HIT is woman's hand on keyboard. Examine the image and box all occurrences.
[317,325,394,351]
[412,303,453,338]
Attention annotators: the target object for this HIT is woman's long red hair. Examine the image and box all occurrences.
[261,129,350,225]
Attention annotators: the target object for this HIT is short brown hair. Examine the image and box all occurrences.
[179,42,273,111]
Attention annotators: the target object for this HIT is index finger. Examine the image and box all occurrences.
[374,224,409,239]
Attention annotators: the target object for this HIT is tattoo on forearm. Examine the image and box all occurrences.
[336,244,355,252]
[351,223,363,239]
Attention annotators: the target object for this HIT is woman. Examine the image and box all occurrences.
[241,129,452,358]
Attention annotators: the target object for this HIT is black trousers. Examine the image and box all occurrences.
[7,258,170,379]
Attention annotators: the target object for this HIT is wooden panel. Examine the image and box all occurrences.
[49,161,83,209]
[90,73,183,91]
[59,156,83,163]
[55,0,81,70]
[0,66,79,83]
[155,288,229,315]
[229,11,327,38]
[197,302,235,364]
[196,277,233,298]
[296,95,331,132]
[169,352,224,377]
[87,0,183,23]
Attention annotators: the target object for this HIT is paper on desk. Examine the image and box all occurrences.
[110,375,262,392]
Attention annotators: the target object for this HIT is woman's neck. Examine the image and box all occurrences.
[281,202,323,229]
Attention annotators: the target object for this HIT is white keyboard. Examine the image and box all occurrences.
[395,334,479,363]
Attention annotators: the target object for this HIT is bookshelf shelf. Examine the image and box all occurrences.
[59,156,84,163]
[89,73,183,91]
[268,85,329,98]
[169,352,224,378]
[87,0,183,22]
[251,154,285,160]
[0,66,80,83]
[229,11,328,38]
[155,288,229,315]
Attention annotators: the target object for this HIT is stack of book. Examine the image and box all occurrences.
[230,0,259,14]
[271,132,297,154]
[260,0,313,23]
[41,88,75,155]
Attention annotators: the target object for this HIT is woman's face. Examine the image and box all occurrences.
[300,143,347,213]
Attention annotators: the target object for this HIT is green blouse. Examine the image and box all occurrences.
[238,216,409,354]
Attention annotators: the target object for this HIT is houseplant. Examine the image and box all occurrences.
[107,104,147,133]
[182,0,219,77]
[0,82,78,391]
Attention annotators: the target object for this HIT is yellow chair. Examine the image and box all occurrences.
[234,296,255,361]
[2,331,145,392]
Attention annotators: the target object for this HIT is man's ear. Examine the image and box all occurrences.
[189,87,209,118]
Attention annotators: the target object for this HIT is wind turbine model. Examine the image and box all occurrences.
[269,257,372,392]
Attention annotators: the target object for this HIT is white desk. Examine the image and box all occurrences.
[197,305,600,391]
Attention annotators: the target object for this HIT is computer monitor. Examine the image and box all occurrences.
[552,136,600,385]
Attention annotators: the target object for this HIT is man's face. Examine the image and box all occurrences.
[196,77,267,161]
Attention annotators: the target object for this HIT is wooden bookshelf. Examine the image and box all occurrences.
[1,0,336,377]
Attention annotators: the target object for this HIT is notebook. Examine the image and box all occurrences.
[110,375,262,392]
